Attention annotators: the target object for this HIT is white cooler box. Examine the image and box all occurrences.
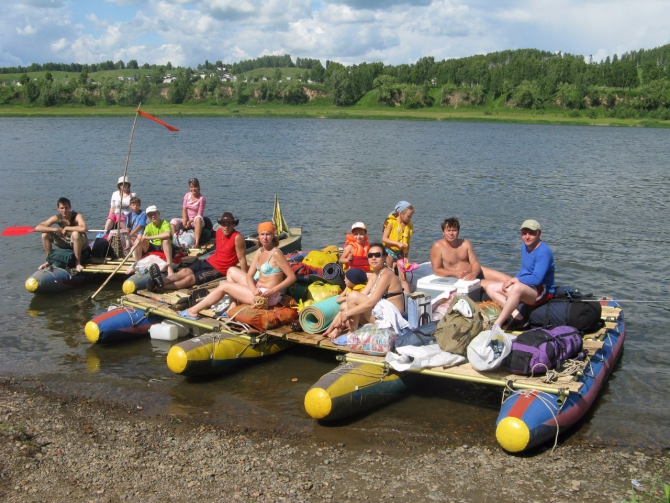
[415,275,481,304]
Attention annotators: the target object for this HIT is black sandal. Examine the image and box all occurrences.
[149,264,164,289]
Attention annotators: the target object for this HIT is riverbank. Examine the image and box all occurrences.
[1,103,669,127]
[0,376,667,503]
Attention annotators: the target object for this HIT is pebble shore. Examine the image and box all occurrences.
[0,377,667,503]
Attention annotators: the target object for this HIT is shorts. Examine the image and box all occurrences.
[170,216,203,232]
[147,242,178,253]
[258,287,281,307]
[188,260,224,285]
[50,232,86,250]
[106,214,127,224]
[385,248,404,261]
[531,286,554,306]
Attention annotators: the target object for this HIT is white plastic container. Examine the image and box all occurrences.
[149,322,178,341]
[163,319,190,338]
[416,275,481,304]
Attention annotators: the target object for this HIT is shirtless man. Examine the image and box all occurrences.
[430,217,482,281]
[35,197,88,272]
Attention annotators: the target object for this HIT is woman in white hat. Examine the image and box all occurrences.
[103,176,136,233]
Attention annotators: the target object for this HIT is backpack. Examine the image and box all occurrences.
[395,321,438,349]
[501,326,583,375]
[46,247,91,269]
[433,295,485,355]
[91,237,115,259]
[521,287,602,333]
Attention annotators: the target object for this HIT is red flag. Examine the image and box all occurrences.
[136,109,179,131]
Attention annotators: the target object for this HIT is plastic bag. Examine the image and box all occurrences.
[176,229,196,248]
[302,250,340,269]
[467,325,512,371]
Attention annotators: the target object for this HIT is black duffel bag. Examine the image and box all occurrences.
[395,321,438,349]
[521,287,602,333]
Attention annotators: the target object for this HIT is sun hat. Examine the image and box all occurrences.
[520,219,541,231]
[258,222,277,234]
[345,268,368,286]
[351,221,367,232]
[117,176,131,186]
[145,205,158,214]
[217,212,239,226]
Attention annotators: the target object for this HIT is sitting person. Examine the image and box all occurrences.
[127,196,147,239]
[35,197,88,272]
[324,243,405,338]
[483,219,555,329]
[128,205,175,276]
[334,267,369,305]
[430,217,482,280]
[178,222,296,320]
[339,221,370,271]
[170,177,206,249]
[103,176,135,233]
[149,212,247,291]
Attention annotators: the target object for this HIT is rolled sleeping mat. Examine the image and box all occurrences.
[299,296,341,334]
[322,262,345,289]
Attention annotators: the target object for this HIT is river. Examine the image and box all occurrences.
[0,117,668,450]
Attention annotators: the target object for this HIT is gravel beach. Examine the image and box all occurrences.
[0,376,667,503]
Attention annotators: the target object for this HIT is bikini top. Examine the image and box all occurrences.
[369,268,403,300]
[255,248,282,276]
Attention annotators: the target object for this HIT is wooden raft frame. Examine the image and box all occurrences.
[121,284,621,396]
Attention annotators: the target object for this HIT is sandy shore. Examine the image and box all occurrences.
[0,376,667,503]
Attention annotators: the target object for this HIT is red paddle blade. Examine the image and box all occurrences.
[1,226,36,236]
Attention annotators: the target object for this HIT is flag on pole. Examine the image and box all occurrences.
[136,109,180,131]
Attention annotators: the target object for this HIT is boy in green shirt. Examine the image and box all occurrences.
[128,205,175,276]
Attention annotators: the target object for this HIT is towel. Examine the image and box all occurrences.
[385,345,465,371]
[371,299,409,334]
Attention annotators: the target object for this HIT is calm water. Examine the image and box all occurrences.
[0,117,668,449]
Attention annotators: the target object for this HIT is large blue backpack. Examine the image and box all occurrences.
[502,326,583,375]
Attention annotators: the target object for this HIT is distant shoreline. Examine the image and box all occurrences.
[1,104,669,127]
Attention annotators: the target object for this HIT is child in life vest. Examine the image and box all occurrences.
[339,221,370,271]
[382,201,414,293]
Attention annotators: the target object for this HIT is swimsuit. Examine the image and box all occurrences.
[253,248,282,280]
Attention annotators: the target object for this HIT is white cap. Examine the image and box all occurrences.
[351,221,367,231]
[145,205,158,214]
[117,176,131,186]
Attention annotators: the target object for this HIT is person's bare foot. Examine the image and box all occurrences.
[38,262,50,270]
[125,265,135,275]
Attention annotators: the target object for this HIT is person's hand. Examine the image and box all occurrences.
[399,243,408,251]
[348,255,353,262]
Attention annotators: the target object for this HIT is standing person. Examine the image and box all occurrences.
[103,176,135,234]
[483,219,555,329]
[339,221,370,271]
[382,201,414,293]
[35,197,88,272]
[151,212,247,291]
[324,243,405,338]
[128,205,175,277]
[430,217,482,280]
[170,177,206,249]
[178,222,295,321]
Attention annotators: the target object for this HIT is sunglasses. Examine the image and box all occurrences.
[367,252,383,258]
[189,177,199,184]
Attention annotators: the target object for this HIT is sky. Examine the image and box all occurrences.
[1,0,669,69]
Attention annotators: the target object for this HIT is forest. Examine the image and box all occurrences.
[2,45,670,120]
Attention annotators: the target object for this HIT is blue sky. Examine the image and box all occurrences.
[2,0,669,68]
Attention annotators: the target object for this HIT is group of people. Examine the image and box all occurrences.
[37,188,555,333]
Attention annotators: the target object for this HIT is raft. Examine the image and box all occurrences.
[85,306,163,344]
[304,361,419,421]
[25,267,88,294]
[166,332,294,377]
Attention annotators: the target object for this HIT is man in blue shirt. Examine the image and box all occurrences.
[482,219,555,329]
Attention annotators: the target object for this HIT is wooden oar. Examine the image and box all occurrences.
[2,226,105,237]
[89,239,142,301]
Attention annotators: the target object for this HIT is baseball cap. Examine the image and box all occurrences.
[117,176,131,186]
[520,219,541,231]
[145,205,158,214]
[351,221,367,231]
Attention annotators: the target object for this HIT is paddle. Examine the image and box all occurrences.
[2,226,105,237]
[89,239,142,301]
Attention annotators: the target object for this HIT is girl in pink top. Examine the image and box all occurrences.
[170,177,206,248]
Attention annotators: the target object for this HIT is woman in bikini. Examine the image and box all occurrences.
[324,243,405,338]
[179,221,295,320]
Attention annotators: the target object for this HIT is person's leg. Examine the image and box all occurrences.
[170,218,183,236]
[480,267,512,289]
[343,291,371,332]
[193,217,203,248]
[493,282,538,326]
[39,233,53,269]
[187,282,255,317]
[226,267,247,284]
[70,231,85,272]
[161,268,196,290]
[161,239,175,275]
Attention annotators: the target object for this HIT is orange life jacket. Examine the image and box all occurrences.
[343,234,370,271]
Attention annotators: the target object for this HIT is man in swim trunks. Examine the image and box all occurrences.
[430,217,482,280]
[483,219,555,329]
[35,197,88,272]
[152,212,247,291]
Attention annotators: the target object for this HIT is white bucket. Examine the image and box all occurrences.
[164,319,190,338]
[150,323,178,341]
